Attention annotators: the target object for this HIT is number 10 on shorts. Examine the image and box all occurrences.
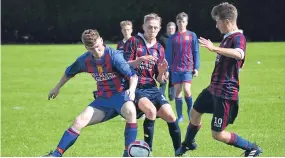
[214,117,223,128]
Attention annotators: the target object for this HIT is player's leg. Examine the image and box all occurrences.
[138,97,157,151]
[45,105,108,157]
[168,71,175,101]
[134,88,157,151]
[118,92,138,157]
[156,102,181,153]
[172,72,184,122]
[175,88,213,156]
[182,72,193,121]
[211,97,262,157]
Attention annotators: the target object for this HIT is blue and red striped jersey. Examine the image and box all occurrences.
[124,33,165,88]
[207,31,246,101]
[65,45,136,98]
[166,30,200,72]
[116,40,126,50]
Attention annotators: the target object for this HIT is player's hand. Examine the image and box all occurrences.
[139,55,158,62]
[193,69,199,77]
[158,59,168,73]
[198,37,215,52]
[48,88,60,100]
[126,89,135,101]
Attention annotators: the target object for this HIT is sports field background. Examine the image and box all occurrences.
[1,43,285,156]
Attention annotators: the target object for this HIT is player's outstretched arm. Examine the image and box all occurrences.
[198,37,244,60]
[48,74,71,100]
[127,74,138,101]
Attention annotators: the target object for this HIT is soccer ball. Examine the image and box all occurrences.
[128,140,151,157]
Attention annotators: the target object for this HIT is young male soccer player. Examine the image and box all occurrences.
[158,22,176,101]
[166,12,200,122]
[117,20,133,50]
[176,2,262,157]
[44,29,138,157]
[124,13,187,155]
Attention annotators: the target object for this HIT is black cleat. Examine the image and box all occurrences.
[175,141,197,156]
[244,144,262,157]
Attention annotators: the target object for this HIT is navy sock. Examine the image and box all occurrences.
[175,98,183,119]
[167,121,182,151]
[184,122,201,147]
[53,128,79,156]
[228,133,254,151]
[124,123,138,148]
[185,96,193,120]
[143,118,155,151]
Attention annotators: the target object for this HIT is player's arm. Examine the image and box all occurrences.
[198,36,245,60]
[165,37,173,71]
[192,33,200,76]
[113,52,138,101]
[48,59,83,100]
[124,38,157,68]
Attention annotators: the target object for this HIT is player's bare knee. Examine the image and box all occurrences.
[184,90,192,97]
[145,107,157,120]
[73,116,88,130]
[212,131,223,141]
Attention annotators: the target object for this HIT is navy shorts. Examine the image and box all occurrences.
[193,88,239,132]
[135,87,169,111]
[172,71,193,85]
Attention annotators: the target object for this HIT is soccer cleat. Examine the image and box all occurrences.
[177,117,184,123]
[175,141,197,156]
[42,151,55,157]
[244,144,262,157]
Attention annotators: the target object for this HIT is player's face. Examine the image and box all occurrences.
[167,25,176,35]
[86,37,104,55]
[215,17,228,34]
[143,19,161,40]
[121,25,133,38]
[176,17,188,30]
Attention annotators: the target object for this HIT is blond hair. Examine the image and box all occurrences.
[211,2,238,22]
[167,22,176,28]
[176,12,188,21]
[120,20,133,28]
[144,13,162,25]
[81,29,100,47]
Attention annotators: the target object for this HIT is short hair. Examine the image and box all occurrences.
[211,2,238,22]
[81,29,100,47]
[120,20,133,28]
[144,13,162,25]
[176,12,188,21]
[167,22,176,28]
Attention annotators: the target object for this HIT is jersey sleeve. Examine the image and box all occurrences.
[192,32,200,70]
[112,51,136,78]
[123,37,136,61]
[165,36,173,71]
[65,58,84,78]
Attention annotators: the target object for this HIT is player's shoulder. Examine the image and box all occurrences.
[76,51,91,61]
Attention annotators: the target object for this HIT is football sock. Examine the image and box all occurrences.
[184,122,201,147]
[143,118,155,151]
[227,133,254,151]
[53,127,79,156]
[185,96,193,120]
[124,123,138,150]
[167,121,182,151]
[175,98,183,119]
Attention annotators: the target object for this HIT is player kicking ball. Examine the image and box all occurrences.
[176,2,262,157]
[43,29,138,157]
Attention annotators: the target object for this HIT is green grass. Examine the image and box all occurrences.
[1,43,285,156]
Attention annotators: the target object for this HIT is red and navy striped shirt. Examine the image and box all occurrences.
[65,45,136,98]
[207,31,246,101]
[116,39,126,50]
[166,30,200,72]
[124,33,165,88]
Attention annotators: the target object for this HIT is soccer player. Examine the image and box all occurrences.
[124,13,186,155]
[43,29,138,157]
[166,12,200,123]
[117,20,133,50]
[175,3,262,157]
[158,22,176,101]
